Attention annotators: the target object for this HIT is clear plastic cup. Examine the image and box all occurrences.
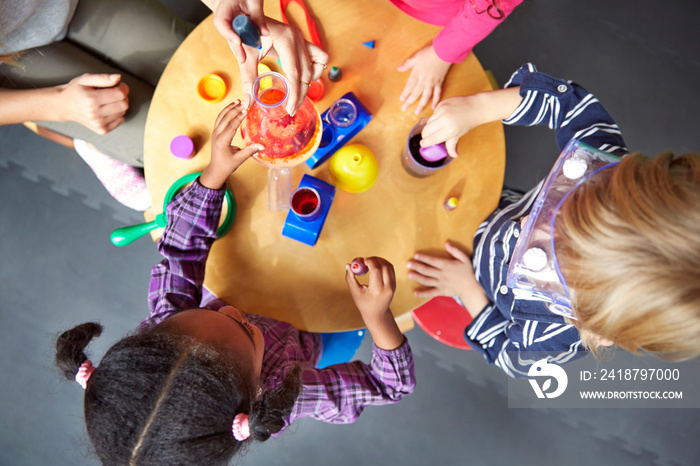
[328,98,358,128]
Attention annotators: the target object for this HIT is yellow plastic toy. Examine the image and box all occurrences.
[328,144,378,193]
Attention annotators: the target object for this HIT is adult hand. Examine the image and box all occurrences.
[55,73,129,135]
[397,44,451,115]
[238,17,328,115]
[407,242,488,314]
[200,100,264,189]
[210,0,268,63]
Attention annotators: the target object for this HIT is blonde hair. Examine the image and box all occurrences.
[0,41,23,67]
[555,152,700,360]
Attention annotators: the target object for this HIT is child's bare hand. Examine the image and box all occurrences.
[200,100,264,189]
[345,257,396,319]
[397,45,451,115]
[421,88,525,158]
[420,96,481,158]
[408,242,477,298]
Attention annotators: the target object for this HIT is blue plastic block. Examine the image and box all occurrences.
[282,175,335,246]
[232,15,261,48]
[305,92,372,170]
[362,40,375,49]
[317,330,366,369]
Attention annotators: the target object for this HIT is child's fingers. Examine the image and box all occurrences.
[445,241,470,263]
[396,55,415,73]
[217,104,248,139]
[446,138,459,158]
[385,259,396,290]
[420,122,449,147]
[372,256,396,289]
[431,86,442,110]
[426,100,448,122]
[414,88,432,115]
[410,252,448,270]
[399,82,411,104]
[364,257,386,289]
[214,100,243,128]
[344,264,364,295]
[407,270,438,287]
[233,143,264,161]
[401,84,422,112]
[406,259,441,278]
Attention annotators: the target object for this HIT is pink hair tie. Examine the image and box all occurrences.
[232,413,250,441]
[75,360,95,389]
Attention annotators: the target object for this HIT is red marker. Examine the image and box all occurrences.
[350,257,368,276]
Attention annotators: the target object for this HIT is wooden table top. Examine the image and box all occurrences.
[144,0,505,333]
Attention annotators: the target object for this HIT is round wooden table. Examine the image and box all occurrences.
[144,0,505,333]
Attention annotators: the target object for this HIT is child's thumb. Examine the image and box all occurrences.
[77,73,121,88]
[396,56,414,72]
[445,241,469,263]
[236,144,264,161]
[446,138,459,158]
[344,265,362,293]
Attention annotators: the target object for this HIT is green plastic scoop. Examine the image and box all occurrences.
[110,172,236,247]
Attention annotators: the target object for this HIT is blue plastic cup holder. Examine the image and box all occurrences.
[328,98,358,128]
[320,123,335,148]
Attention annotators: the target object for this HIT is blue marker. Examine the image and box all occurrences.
[232,15,261,48]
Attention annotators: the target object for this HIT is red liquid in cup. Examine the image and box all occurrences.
[260,88,285,105]
[292,188,319,216]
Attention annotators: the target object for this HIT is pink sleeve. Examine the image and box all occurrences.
[432,0,524,63]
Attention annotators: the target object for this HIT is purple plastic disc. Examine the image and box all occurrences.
[170,135,195,159]
[419,143,448,162]
[351,257,368,276]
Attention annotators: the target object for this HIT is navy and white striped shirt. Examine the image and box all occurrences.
[464,63,628,378]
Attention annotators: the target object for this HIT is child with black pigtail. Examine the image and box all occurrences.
[55,100,415,465]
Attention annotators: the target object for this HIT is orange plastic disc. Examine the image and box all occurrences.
[307,79,324,102]
[197,73,227,103]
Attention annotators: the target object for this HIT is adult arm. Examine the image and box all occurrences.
[201,0,268,63]
[201,1,328,115]
[0,74,128,134]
